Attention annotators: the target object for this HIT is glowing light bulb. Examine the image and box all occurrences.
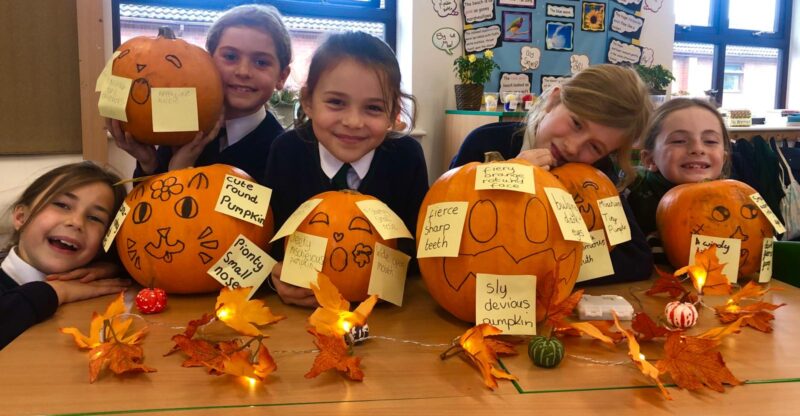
[639,353,646,361]
[217,307,231,321]
[246,377,257,387]
[340,320,352,333]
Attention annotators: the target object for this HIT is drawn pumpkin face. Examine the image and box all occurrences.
[551,163,619,249]
[656,179,774,278]
[416,158,583,323]
[292,191,396,301]
[112,27,223,146]
[116,164,273,293]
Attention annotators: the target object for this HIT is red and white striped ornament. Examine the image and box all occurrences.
[665,301,698,329]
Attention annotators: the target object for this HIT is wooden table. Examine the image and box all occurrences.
[1,278,799,415]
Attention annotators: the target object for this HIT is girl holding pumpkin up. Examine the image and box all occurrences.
[110,3,292,183]
[1,162,131,349]
[450,64,654,284]
[264,31,428,307]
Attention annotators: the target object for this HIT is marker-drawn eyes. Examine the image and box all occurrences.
[309,212,329,225]
[132,202,152,224]
[740,204,759,220]
[174,196,198,219]
[711,205,731,222]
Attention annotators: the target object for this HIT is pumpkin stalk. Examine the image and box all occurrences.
[157,26,177,40]
[483,151,505,163]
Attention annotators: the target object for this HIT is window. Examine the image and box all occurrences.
[112,0,396,91]
[673,0,792,111]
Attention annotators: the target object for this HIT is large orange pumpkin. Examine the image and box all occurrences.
[116,164,273,293]
[112,27,223,146]
[656,179,774,279]
[416,157,584,323]
[551,163,619,249]
[290,190,397,301]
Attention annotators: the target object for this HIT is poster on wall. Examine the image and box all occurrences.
[546,4,575,18]
[499,72,533,97]
[545,21,574,51]
[606,38,642,65]
[497,0,536,6]
[503,11,532,43]
[463,24,503,53]
[581,2,606,32]
[463,0,495,24]
[610,8,644,39]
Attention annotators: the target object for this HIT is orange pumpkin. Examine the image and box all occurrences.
[551,163,620,249]
[116,164,273,293]
[656,179,774,278]
[416,157,584,323]
[112,27,223,146]
[291,190,397,301]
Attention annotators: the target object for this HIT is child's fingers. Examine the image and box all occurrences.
[45,269,88,281]
[517,149,555,169]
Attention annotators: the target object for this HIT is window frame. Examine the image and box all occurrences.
[674,0,793,108]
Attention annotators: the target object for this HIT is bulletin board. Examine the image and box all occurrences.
[449,0,663,97]
[0,1,83,155]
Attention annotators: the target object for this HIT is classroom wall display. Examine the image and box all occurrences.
[458,0,663,96]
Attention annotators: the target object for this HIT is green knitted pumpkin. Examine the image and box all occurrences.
[528,335,564,368]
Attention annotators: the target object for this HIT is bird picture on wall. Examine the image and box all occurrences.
[503,11,532,43]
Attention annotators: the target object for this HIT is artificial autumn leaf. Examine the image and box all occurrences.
[308,272,378,337]
[446,324,517,390]
[565,321,616,345]
[611,312,671,399]
[215,287,286,336]
[631,312,672,342]
[556,320,625,343]
[165,313,215,357]
[305,328,364,381]
[646,267,688,299]
[536,268,583,330]
[60,292,146,349]
[545,289,584,328]
[730,281,774,303]
[88,339,157,383]
[674,245,731,295]
[655,332,742,393]
[697,316,746,341]
[222,342,277,381]
[715,301,785,333]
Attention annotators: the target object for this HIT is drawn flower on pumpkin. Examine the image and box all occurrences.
[150,177,184,201]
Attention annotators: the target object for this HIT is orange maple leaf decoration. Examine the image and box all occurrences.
[215,287,286,336]
[730,281,775,303]
[88,339,156,383]
[611,312,671,399]
[222,342,277,381]
[442,323,518,390]
[305,328,364,381]
[537,268,584,333]
[560,321,619,344]
[631,312,672,342]
[646,267,689,299]
[712,281,785,333]
[674,245,731,295]
[655,332,743,393]
[697,316,746,341]
[60,292,146,349]
[308,272,378,337]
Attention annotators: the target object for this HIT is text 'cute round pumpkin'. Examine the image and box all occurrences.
[116,164,273,293]
[291,190,397,301]
[551,163,619,250]
[112,27,223,146]
[656,179,774,279]
[416,158,584,323]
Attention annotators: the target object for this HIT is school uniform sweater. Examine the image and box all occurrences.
[134,111,284,184]
[1,267,58,350]
[449,121,654,284]
[264,127,429,259]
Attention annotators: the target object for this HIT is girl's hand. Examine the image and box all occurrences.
[48,278,132,305]
[46,261,122,283]
[106,118,159,174]
[269,262,318,308]
[167,116,224,171]
[517,148,556,170]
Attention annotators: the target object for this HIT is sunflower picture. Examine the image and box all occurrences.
[582,2,606,32]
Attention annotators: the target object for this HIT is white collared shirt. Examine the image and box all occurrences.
[223,106,267,149]
[1,247,46,286]
[318,144,375,190]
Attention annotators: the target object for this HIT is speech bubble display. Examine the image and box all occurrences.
[640,47,654,66]
[431,0,458,17]
[547,4,575,18]
[611,9,644,39]
[570,54,589,74]
[499,72,532,98]
[541,75,570,92]
[464,25,502,53]
[432,27,461,55]
[607,38,642,65]
[645,0,664,12]
[520,46,541,71]
[463,0,495,24]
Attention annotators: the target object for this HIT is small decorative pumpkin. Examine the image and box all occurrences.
[551,163,620,249]
[528,335,565,368]
[116,164,273,293]
[664,301,698,329]
[291,190,397,301]
[656,179,774,279]
[416,154,583,323]
[112,27,224,146]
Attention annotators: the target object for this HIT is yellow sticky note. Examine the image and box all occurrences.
[271,199,323,243]
[544,187,592,243]
[690,234,740,283]
[597,196,631,245]
[215,175,271,226]
[759,238,774,283]
[281,231,327,289]
[749,193,786,234]
[98,75,132,122]
[95,51,120,92]
[355,200,412,240]
[207,234,276,300]
[474,163,535,194]
[368,243,410,306]
[475,274,536,335]
[151,88,199,132]
[102,201,130,253]
[577,230,614,282]
[416,202,468,258]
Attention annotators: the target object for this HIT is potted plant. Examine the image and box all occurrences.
[268,87,299,127]
[634,64,675,95]
[453,51,499,110]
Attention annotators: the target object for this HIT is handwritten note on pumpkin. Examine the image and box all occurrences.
[475,274,537,335]
[367,243,410,306]
[749,193,786,234]
[271,199,323,243]
[98,75,132,122]
[215,175,271,226]
[597,196,631,245]
[151,88,198,132]
[207,235,276,300]
[356,199,413,240]
[281,231,327,289]
[759,238,774,283]
[474,163,535,194]
[95,51,120,92]
[544,187,592,243]
[577,229,614,282]
[690,234,741,283]
[417,202,468,258]
[102,201,130,252]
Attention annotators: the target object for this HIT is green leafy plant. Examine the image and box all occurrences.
[269,87,299,107]
[453,51,499,85]
[635,64,676,94]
